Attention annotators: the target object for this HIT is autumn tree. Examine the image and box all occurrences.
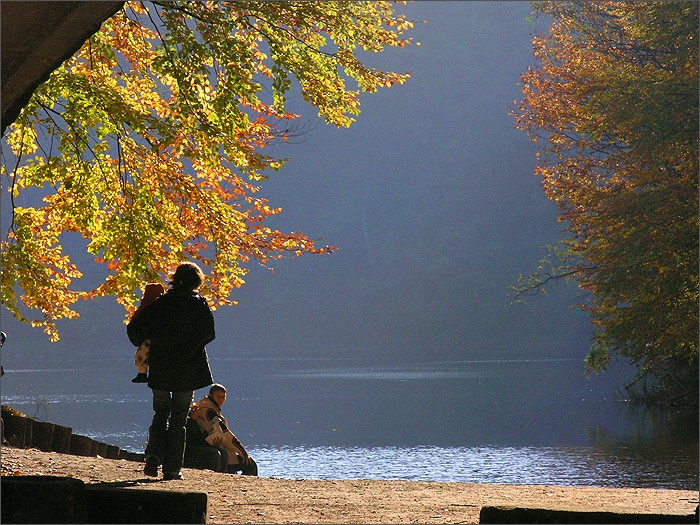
[1,1,414,340]
[512,1,698,406]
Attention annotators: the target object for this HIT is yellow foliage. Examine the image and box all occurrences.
[2,1,413,339]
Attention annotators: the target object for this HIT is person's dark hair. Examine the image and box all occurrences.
[170,262,205,291]
[209,383,227,396]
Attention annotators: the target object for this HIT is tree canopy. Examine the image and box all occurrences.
[1,1,414,341]
[512,1,698,405]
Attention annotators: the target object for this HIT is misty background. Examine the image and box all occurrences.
[3,4,698,489]
[3,2,601,374]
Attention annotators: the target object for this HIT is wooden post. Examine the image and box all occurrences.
[31,421,55,452]
[127,452,145,463]
[51,424,73,453]
[1,413,33,447]
[69,434,95,457]
[96,442,108,458]
[106,444,120,459]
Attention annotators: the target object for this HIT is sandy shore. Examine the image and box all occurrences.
[1,446,697,524]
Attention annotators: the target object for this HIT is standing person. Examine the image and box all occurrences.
[1,331,6,377]
[127,262,215,480]
[130,282,165,383]
[189,383,258,476]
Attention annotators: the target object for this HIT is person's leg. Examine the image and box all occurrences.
[218,430,257,476]
[218,449,229,472]
[220,430,246,466]
[163,390,193,478]
[135,342,149,373]
[132,344,149,382]
[144,389,170,476]
[226,457,258,476]
[240,457,258,476]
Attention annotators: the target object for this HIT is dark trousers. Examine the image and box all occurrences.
[145,390,193,474]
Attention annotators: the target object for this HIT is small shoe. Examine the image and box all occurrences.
[143,455,159,477]
[131,373,148,383]
[163,471,184,480]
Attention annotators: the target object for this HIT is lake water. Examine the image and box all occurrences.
[1,354,697,490]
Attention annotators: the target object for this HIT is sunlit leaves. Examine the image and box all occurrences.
[512,1,698,403]
[1,1,413,338]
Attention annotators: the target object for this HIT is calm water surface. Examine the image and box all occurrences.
[2,355,697,489]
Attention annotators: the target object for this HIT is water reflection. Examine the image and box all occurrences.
[1,356,697,489]
[250,444,699,489]
[588,407,699,454]
[2,394,147,404]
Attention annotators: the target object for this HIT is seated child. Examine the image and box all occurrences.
[189,383,257,475]
[130,282,165,383]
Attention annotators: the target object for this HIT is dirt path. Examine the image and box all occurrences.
[2,446,697,524]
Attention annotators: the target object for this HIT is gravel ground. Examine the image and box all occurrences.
[2,445,698,524]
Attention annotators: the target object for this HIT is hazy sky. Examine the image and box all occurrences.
[2,2,594,363]
[225,1,592,360]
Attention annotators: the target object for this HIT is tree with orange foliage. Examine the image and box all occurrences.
[512,1,698,406]
[1,1,414,341]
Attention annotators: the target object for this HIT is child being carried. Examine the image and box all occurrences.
[130,282,165,383]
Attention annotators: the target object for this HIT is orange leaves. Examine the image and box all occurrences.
[1,208,85,341]
[512,1,699,389]
[3,0,407,340]
[252,200,280,217]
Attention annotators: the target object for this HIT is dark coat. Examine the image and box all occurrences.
[127,287,215,392]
